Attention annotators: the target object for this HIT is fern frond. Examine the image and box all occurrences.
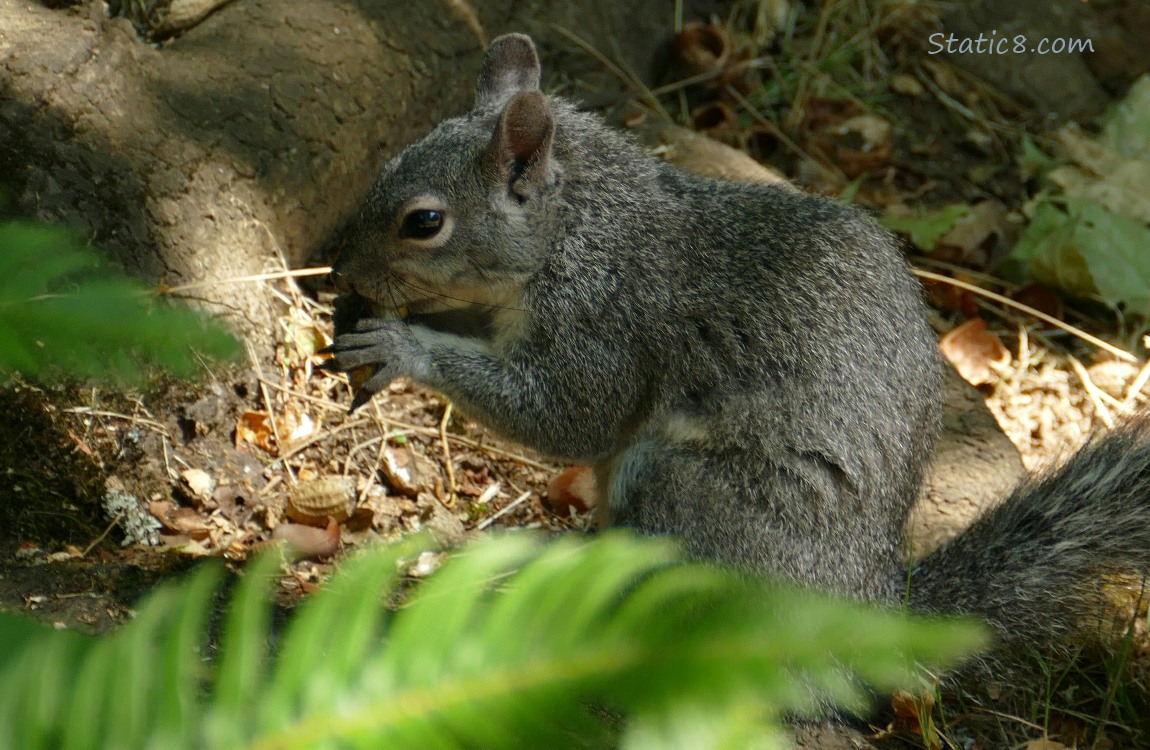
[0,532,988,750]
[0,221,239,384]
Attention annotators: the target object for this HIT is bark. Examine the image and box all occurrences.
[0,0,714,336]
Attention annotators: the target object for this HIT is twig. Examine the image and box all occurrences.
[62,407,170,435]
[437,432,554,471]
[914,269,1140,364]
[80,511,125,558]
[549,24,671,121]
[164,266,332,295]
[1125,357,1150,407]
[649,57,777,97]
[969,707,1045,733]
[247,342,293,485]
[258,377,356,413]
[911,60,1018,138]
[1068,356,1117,429]
[477,490,532,530]
[161,435,176,481]
[354,438,389,505]
[439,402,457,507]
[723,84,844,182]
[278,418,380,461]
[260,377,555,470]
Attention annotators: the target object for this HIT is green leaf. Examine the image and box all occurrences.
[880,204,972,251]
[1008,198,1150,318]
[0,221,240,385]
[0,533,988,750]
[0,622,90,750]
[1017,134,1053,181]
[209,553,281,747]
[1101,74,1150,159]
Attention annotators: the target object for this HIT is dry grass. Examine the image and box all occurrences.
[66,1,1149,745]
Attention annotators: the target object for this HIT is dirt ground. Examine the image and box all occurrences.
[3,0,1150,748]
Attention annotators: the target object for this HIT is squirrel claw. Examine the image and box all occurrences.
[349,388,375,413]
[316,355,342,372]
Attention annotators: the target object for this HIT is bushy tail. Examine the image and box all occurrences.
[908,415,1150,647]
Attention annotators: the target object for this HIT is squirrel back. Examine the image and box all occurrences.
[328,34,1150,654]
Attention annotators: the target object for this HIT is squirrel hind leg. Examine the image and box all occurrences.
[606,438,902,603]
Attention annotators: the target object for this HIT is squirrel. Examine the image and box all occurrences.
[325,33,1150,657]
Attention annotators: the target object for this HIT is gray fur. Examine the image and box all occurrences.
[329,34,1150,650]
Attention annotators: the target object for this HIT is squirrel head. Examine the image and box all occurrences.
[333,34,562,328]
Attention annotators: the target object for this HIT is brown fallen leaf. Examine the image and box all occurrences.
[235,410,276,454]
[690,101,739,138]
[888,690,940,749]
[272,518,340,561]
[180,468,216,507]
[381,445,441,496]
[933,200,1018,269]
[832,112,893,177]
[235,408,315,456]
[939,318,1010,387]
[545,466,599,515]
[148,500,211,540]
[671,20,758,94]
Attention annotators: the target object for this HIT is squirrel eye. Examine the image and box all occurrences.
[400,209,444,239]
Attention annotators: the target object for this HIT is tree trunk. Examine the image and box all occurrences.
[0,0,706,337]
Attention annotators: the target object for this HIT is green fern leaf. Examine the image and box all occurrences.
[0,532,987,750]
[0,221,239,384]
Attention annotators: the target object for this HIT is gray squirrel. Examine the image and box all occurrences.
[326,33,1150,654]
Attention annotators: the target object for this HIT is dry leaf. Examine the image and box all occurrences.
[381,445,441,496]
[179,468,216,505]
[149,501,210,539]
[888,690,940,749]
[890,690,920,722]
[234,408,314,455]
[408,549,447,577]
[286,410,315,444]
[934,200,1017,269]
[690,101,739,136]
[236,410,276,454]
[545,466,599,515]
[632,120,790,186]
[890,73,925,97]
[171,538,212,557]
[939,318,1010,387]
[803,96,861,131]
[170,508,211,539]
[291,324,327,358]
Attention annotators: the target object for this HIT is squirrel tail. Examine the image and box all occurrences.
[907,415,1150,647]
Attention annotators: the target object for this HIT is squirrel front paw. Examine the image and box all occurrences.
[323,317,429,413]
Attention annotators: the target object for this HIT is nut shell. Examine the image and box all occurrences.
[286,476,355,526]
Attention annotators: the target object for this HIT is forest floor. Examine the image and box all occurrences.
[3,1,1150,748]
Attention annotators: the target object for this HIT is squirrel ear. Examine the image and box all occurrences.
[489,90,555,186]
[475,34,541,110]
